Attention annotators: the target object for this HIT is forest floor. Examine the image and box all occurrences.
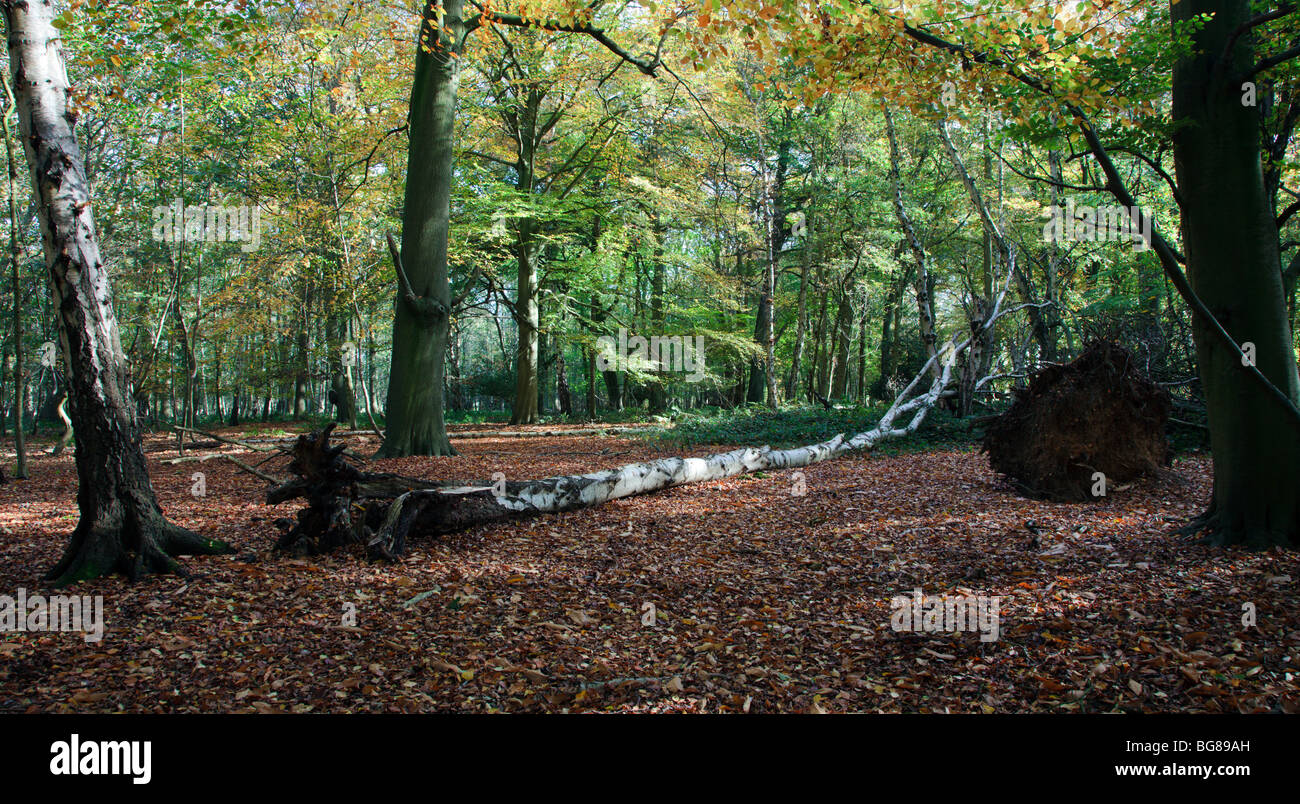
[1,423,1297,713]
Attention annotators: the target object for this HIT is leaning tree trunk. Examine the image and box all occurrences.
[377,0,462,457]
[3,0,230,584]
[1171,0,1300,548]
[49,390,70,455]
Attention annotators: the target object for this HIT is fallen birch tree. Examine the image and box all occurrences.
[271,269,1022,560]
[445,425,663,440]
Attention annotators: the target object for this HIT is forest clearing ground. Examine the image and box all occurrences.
[0,426,1297,713]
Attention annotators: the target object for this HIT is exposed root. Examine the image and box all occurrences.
[270,423,436,555]
[1195,521,1295,550]
[1174,503,1218,539]
[46,520,231,587]
[45,501,233,587]
[982,340,1172,502]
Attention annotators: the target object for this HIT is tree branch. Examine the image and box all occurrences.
[894,19,1300,428]
[387,232,446,323]
[1239,39,1300,83]
[465,2,661,76]
[1221,3,1296,73]
[462,148,516,169]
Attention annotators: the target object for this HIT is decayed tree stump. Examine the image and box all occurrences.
[268,424,438,555]
[981,341,1172,502]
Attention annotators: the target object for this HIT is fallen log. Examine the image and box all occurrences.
[172,424,370,462]
[269,335,963,560]
[446,425,662,439]
[160,452,284,485]
[369,384,952,560]
[172,425,284,454]
[270,264,1023,561]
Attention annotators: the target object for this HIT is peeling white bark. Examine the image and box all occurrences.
[371,323,999,555]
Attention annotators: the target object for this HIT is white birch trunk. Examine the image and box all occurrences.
[369,328,989,557]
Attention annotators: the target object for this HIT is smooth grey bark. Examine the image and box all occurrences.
[812,279,831,397]
[1042,148,1063,361]
[786,221,811,397]
[648,215,668,412]
[590,290,621,409]
[508,85,542,424]
[377,0,463,457]
[327,310,357,427]
[1170,0,1300,547]
[831,273,855,398]
[748,119,788,407]
[326,171,359,428]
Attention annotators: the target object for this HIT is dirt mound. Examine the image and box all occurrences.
[982,341,1172,502]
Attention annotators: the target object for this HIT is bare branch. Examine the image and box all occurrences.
[465,2,661,76]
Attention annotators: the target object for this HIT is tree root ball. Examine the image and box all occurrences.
[981,340,1173,502]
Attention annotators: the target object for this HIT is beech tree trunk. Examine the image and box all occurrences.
[746,290,771,404]
[1171,0,1300,547]
[648,217,668,413]
[4,0,230,584]
[813,282,832,398]
[509,86,542,425]
[377,0,462,457]
[831,275,855,398]
[327,311,356,427]
[786,222,812,397]
[748,122,788,408]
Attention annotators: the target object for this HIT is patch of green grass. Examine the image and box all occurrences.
[639,403,987,455]
[444,410,513,425]
[443,407,674,426]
